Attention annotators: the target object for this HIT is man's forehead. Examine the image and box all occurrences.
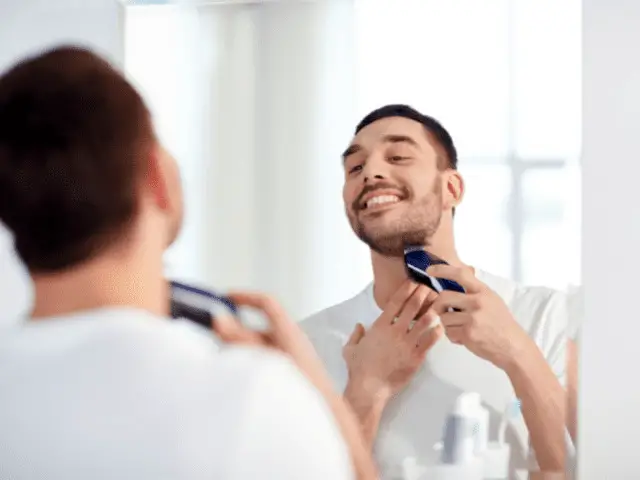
[342,115,444,163]
[352,116,426,145]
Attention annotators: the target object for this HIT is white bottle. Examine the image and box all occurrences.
[440,392,482,465]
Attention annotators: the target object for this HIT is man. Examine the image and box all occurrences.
[300,104,578,478]
[0,46,377,480]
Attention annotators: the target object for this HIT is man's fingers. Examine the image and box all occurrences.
[396,285,432,330]
[431,291,476,315]
[426,264,483,293]
[213,315,266,346]
[377,280,419,324]
[226,290,292,336]
[416,323,444,352]
[346,323,366,346]
[443,324,466,345]
[226,290,306,351]
[417,288,438,318]
[439,311,469,328]
[438,312,468,344]
[227,291,286,321]
[408,309,441,339]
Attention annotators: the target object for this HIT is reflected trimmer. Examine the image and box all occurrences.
[404,247,465,294]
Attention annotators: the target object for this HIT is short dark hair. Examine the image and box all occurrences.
[355,104,458,170]
[0,46,154,272]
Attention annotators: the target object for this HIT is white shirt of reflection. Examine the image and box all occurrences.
[300,270,571,480]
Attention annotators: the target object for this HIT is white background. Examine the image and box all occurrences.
[579,0,640,476]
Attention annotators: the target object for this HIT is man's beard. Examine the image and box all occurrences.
[348,180,444,257]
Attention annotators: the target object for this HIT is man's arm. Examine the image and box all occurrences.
[505,341,567,473]
[425,266,572,474]
[339,285,443,452]
[344,379,391,449]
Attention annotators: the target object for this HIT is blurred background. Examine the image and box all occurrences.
[0,0,581,322]
[124,0,582,319]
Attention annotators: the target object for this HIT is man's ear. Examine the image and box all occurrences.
[444,170,465,210]
[143,144,170,211]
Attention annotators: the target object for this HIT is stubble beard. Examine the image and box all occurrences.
[349,181,444,257]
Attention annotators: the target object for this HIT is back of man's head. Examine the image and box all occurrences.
[0,46,155,273]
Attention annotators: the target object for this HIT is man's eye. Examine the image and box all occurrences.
[389,156,408,162]
[349,164,363,174]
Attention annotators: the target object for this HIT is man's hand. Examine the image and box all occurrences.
[426,264,535,371]
[344,281,443,398]
[428,265,568,471]
[213,291,378,480]
[342,281,443,447]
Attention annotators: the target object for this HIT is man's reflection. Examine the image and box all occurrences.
[300,104,576,478]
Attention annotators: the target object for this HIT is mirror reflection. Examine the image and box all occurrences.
[0,1,582,479]
[125,1,581,477]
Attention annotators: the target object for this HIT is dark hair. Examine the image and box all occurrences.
[355,104,458,170]
[0,46,154,272]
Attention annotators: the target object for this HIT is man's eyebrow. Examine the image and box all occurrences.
[341,134,420,162]
[342,144,361,162]
[382,134,420,148]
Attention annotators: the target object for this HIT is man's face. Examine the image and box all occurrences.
[342,116,450,257]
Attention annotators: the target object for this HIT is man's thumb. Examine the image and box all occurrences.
[346,323,366,346]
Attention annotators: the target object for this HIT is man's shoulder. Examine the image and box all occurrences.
[129,316,303,382]
[479,269,566,303]
[0,308,297,386]
[479,270,571,333]
[0,312,354,479]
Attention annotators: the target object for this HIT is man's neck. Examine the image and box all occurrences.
[370,239,465,311]
[30,249,168,320]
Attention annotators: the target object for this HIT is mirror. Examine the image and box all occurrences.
[123,1,581,478]
[0,0,582,478]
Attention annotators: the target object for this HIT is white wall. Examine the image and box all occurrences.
[125,2,370,321]
[580,0,640,476]
[0,0,125,326]
[0,0,124,72]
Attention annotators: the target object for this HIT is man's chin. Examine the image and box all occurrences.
[358,225,433,255]
[367,242,406,258]
[358,232,410,257]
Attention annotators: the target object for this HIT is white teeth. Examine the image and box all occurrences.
[366,195,400,208]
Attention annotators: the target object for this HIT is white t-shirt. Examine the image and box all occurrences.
[0,308,354,480]
[300,270,571,479]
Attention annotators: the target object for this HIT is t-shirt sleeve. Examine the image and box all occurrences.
[566,286,583,343]
[538,290,572,388]
[525,291,576,472]
[225,352,355,480]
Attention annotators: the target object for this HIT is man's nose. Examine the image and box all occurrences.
[364,173,384,183]
[361,155,390,183]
